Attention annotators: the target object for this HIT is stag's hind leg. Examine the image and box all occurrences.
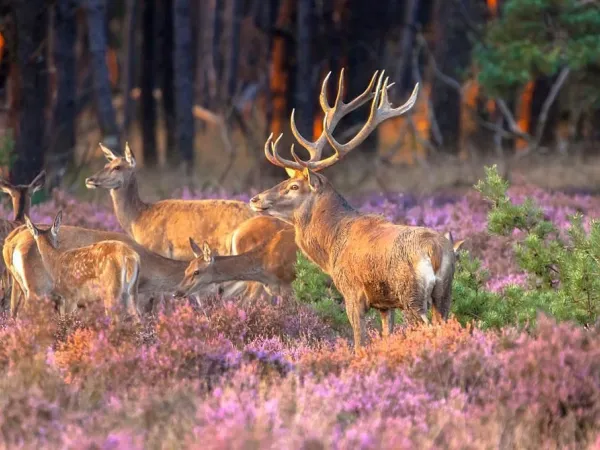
[379,309,395,337]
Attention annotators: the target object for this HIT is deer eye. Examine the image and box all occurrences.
[112,166,121,172]
[193,270,200,276]
[290,184,299,191]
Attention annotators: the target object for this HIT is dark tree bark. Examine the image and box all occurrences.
[10,0,48,184]
[213,0,225,97]
[141,0,157,164]
[429,0,483,154]
[157,0,176,158]
[173,0,195,165]
[225,0,242,100]
[122,0,139,143]
[294,0,313,139]
[395,0,420,97]
[49,0,77,173]
[530,76,560,149]
[84,0,119,148]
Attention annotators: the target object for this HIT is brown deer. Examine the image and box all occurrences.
[0,170,45,310]
[3,222,190,317]
[84,143,255,259]
[24,211,141,319]
[174,218,297,299]
[249,69,457,350]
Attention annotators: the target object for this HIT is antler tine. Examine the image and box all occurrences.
[317,74,419,168]
[266,132,306,171]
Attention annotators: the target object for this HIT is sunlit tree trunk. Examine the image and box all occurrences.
[10,0,48,184]
[49,0,77,174]
[173,0,195,166]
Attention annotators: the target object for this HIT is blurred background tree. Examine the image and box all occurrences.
[0,0,598,191]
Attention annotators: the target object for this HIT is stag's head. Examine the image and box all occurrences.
[250,70,418,223]
[24,210,63,249]
[85,143,137,190]
[173,238,218,298]
[0,170,46,220]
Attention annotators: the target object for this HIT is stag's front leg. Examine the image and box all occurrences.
[380,309,395,337]
[344,294,367,351]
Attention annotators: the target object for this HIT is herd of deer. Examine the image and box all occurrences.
[0,70,464,350]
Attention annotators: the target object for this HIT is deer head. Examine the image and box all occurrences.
[85,143,137,190]
[173,238,217,298]
[24,210,63,249]
[0,170,46,221]
[250,69,418,222]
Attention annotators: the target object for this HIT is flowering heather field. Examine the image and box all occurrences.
[2,184,600,448]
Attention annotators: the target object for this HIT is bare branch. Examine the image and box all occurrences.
[532,67,570,150]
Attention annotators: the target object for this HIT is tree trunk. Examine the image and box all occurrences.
[49,0,77,174]
[395,0,419,97]
[84,0,119,148]
[213,0,225,101]
[122,0,139,143]
[429,0,483,154]
[530,76,559,149]
[294,0,313,140]
[10,0,48,184]
[225,0,242,100]
[157,0,176,159]
[141,0,157,164]
[173,0,195,165]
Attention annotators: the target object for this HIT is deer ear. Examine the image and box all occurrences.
[0,177,14,194]
[202,241,213,262]
[99,143,118,161]
[453,239,465,253]
[124,142,136,168]
[304,168,322,192]
[29,170,46,193]
[444,231,453,243]
[285,168,301,178]
[189,237,202,259]
[24,215,38,238]
[51,211,63,237]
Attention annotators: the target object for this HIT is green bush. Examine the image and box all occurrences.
[458,164,600,328]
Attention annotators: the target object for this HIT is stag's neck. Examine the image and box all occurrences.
[294,189,357,273]
[12,196,29,223]
[110,176,148,236]
[210,252,268,284]
[35,237,62,280]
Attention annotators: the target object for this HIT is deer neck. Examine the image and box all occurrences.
[209,252,268,284]
[35,237,62,280]
[294,189,356,273]
[110,176,148,236]
[12,194,28,223]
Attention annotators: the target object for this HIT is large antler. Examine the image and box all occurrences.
[264,69,395,172]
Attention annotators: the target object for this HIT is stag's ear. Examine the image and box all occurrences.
[29,170,46,193]
[24,215,39,238]
[453,239,465,253]
[202,241,213,263]
[189,237,202,259]
[285,168,301,178]
[0,177,14,194]
[51,210,63,236]
[303,168,322,192]
[444,231,453,243]
[99,143,118,161]
[124,142,136,168]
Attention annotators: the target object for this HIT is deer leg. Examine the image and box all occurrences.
[10,279,24,318]
[431,277,452,324]
[344,295,367,351]
[380,309,395,337]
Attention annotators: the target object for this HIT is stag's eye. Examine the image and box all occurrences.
[193,270,200,276]
[290,184,299,191]
[112,166,121,171]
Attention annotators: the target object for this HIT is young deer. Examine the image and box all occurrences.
[84,143,255,259]
[174,219,297,299]
[4,222,190,317]
[250,69,457,350]
[0,171,45,310]
[24,211,141,318]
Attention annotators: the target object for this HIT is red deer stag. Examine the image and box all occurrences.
[24,211,140,319]
[249,70,457,350]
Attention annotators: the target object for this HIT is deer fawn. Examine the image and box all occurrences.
[0,170,45,311]
[174,218,297,299]
[250,69,457,350]
[24,211,141,318]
